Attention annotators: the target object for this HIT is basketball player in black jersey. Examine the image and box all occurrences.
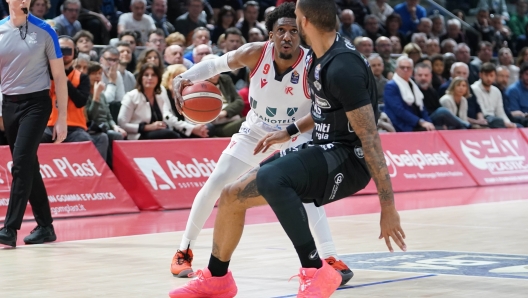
[168,0,405,297]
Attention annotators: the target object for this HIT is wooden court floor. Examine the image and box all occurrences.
[0,187,527,297]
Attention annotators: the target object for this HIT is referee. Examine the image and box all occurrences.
[0,1,68,248]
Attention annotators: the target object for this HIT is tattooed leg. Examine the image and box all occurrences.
[211,166,268,261]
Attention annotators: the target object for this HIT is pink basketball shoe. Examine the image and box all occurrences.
[292,260,342,298]
[168,268,237,298]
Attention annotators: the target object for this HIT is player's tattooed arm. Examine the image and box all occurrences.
[346,106,394,208]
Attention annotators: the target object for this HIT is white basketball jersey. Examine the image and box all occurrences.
[246,41,311,131]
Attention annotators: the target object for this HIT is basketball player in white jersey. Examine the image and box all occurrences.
[170,3,353,286]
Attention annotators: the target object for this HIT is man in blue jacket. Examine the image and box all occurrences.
[505,62,528,118]
[394,0,427,35]
[384,56,435,132]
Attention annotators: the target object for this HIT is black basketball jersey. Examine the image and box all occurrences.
[306,34,379,147]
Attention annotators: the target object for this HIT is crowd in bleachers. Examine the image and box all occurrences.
[1,0,528,167]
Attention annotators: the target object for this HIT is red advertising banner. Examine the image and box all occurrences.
[357,131,476,194]
[521,128,528,142]
[0,142,138,221]
[113,139,231,210]
[440,129,528,185]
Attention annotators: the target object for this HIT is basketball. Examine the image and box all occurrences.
[181,81,223,124]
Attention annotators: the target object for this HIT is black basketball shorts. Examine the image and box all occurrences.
[259,142,371,206]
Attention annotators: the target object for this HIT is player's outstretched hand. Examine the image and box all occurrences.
[254,130,290,155]
[172,76,193,115]
[379,207,406,252]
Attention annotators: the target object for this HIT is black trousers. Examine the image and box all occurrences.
[2,91,53,230]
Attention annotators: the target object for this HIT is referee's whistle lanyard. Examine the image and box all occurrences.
[18,9,29,40]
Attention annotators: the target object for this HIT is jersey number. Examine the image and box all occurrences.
[263,64,270,74]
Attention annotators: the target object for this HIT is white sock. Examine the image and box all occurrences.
[179,154,252,251]
[303,203,339,260]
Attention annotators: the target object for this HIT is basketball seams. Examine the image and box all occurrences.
[182,92,223,101]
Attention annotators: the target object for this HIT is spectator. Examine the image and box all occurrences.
[509,0,528,40]
[85,62,126,168]
[220,27,244,55]
[411,32,427,52]
[408,17,432,41]
[209,0,243,22]
[248,27,265,42]
[467,8,495,56]
[415,63,470,129]
[497,66,528,127]
[118,63,182,140]
[342,0,371,28]
[375,36,394,79]
[438,62,469,97]
[30,0,50,19]
[99,46,126,105]
[439,77,472,128]
[430,13,445,39]
[117,0,156,45]
[174,0,208,44]
[384,13,406,44]
[164,45,194,69]
[166,32,187,47]
[471,63,517,128]
[384,56,435,132]
[42,37,108,160]
[192,44,213,64]
[505,62,528,118]
[470,41,494,71]
[476,0,509,21]
[402,42,422,65]
[53,0,82,37]
[364,14,384,41]
[160,64,209,137]
[183,27,210,60]
[339,9,364,42]
[135,48,165,76]
[442,53,456,80]
[77,0,112,46]
[116,42,137,93]
[368,54,388,104]
[498,47,519,86]
[236,1,267,42]
[146,29,167,55]
[440,38,456,54]
[369,0,394,25]
[211,5,238,46]
[150,0,175,37]
[425,38,440,57]
[73,52,90,74]
[430,54,445,90]
[440,19,465,44]
[356,36,374,58]
[119,30,139,73]
[454,43,479,84]
[490,14,512,54]
[516,47,528,67]
[72,30,97,61]
[393,0,427,35]
[390,36,402,54]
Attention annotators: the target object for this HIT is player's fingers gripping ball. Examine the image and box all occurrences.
[181,81,223,124]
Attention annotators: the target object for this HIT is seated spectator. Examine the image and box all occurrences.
[390,36,402,54]
[30,0,50,20]
[236,1,267,41]
[72,30,98,61]
[119,30,139,73]
[160,64,209,138]
[146,29,167,56]
[497,66,528,127]
[368,54,388,104]
[471,63,517,128]
[453,43,479,84]
[440,38,456,54]
[417,57,432,69]
[150,0,175,37]
[174,0,208,43]
[42,36,108,159]
[118,0,156,45]
[438,62,469,97]
[425,38,440,57]
[99,46,126,104]
[85,62,127,167]
[440,19,465,44]
[192,44,213,65]
[393,0,426,35]
[442,53,456,80]
[430,54,445,90]
[476,0,509,20]
[210,0,243,21]
[166,32,187,47]
[384,56,435,132]
[406,17,432,43]
[498,47,519,86]
[466,8,495,56]
[355,37,374,58]
[439,77,472,128]
[219,27,244,56]
[135,48,165,76]
[411,32,427,53]
[53,0,82,37]
[377,111,396,132]
[516,47,528,67]
[364,14,385,41]
[430,13,445,39]
[164,45,194,69]
[490,14,512,54]
[505,62,528,119]
[375,36,394,79]
[73,52,90,74]
[402,42,422,65]
[183,27,212,61]
[509,0,528,41]
[118,63,182,140]
[339,9,364,42]
[248,27,265,42]
[470,41,494,71]
[384,13,406,44]
[369,0,394,25]
[116,42,137,93]
[212,5,238,46]
[78,0,112,45]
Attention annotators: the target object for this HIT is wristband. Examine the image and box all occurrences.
[286,122,301,138]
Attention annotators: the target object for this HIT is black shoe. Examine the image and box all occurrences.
[0,227,17,247]
[23,225,57,245]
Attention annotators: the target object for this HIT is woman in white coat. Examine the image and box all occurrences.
[118,63,181,140]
